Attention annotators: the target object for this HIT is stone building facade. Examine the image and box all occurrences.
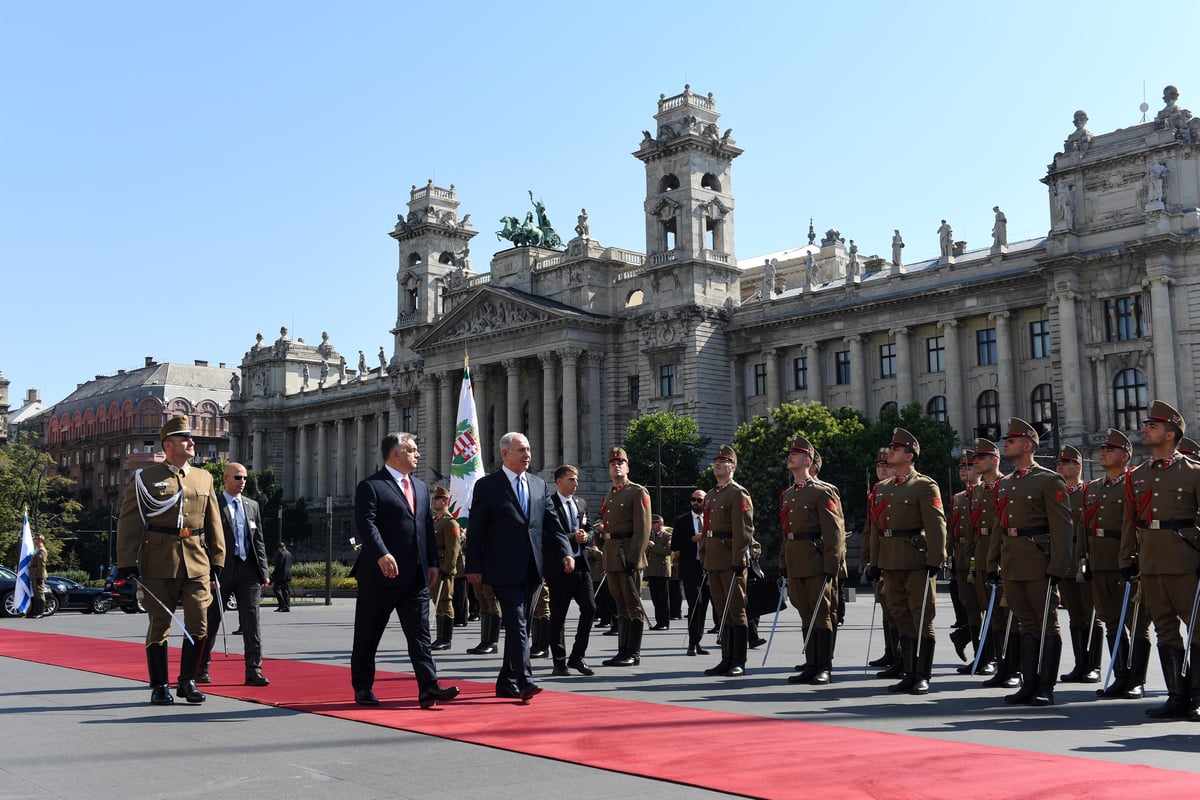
[226,85,1200,555]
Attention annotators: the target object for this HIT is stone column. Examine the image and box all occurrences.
[441,371,455,477]
[803,342,823,405]
[938,320,962,434]
[989,311,1016,420]
[316,421,329,499]
[504,358,521,433]
[560,349,580,466]
[890,328,912,409]
[297,424,310,500]
[421,374,437,466]
[375,412,386,471]
[729,355,743,427]
[540,353,558,469]
[1090,354,1108,434]
[356,415,368,487]
[1055,291,1084,437]
[1146,276,1179,408]
[335,418,347,495]
[472,364,488,463]
[252,428,265,474]
[845,335,867,417]
[763,348,780,414]
[587,352,604,464]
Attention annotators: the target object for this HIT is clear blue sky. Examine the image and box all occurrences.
[4,1,1196,408]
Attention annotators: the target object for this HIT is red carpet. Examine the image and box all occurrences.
[4,628,1199,799]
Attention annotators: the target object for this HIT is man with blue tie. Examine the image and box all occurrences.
[350,432,459,709]
[467,432,575,703]
[198,462,271,686]
[547,464,597,677]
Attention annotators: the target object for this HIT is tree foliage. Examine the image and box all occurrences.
[0,436,82,568]
[621,411,710,522]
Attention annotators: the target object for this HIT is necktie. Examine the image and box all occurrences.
[566,498,580,556]
[401,475,414,510]
[517,475,529,516]
[232,499,245,559]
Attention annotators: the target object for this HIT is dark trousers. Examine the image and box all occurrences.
[669,577,683,618]
[273,579,291,610]
[452,577,469,621]
[594,575,615,624]
[493,570,541,692]
[350,566,437,692]
[648,576,670,625]
[681,564,709,645]
[202,557,264,673]
[548,569,596,662]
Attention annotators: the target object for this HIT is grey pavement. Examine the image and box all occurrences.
[2,586,1197,799]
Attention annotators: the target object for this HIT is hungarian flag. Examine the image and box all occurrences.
[449,358,485,528]
[14,510,34,615]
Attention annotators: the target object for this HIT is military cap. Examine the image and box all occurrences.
[788,435,813,455]
[160,415,192,440]
[32,532,44,541]
[889,428,920,455]
[608,447,628,463]
[1179,437,1199,457]
[1003,417,1039,446]
[1100,429,1132,452]
[714,444,737,464]
[958,449,975,466]
[876,446,889,465]
[433,485,451,499]
[972,438,1000,457]
[651,514,664,524]
[1056,446,1082,464]
[1144,400,1186,435]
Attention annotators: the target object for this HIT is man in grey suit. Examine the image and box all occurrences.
[466,432,575,703]
[350,432,459,710]
[199,462,271,686]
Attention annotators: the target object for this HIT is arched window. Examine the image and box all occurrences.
[658,174,680,193]
[625,289,644,308]
[927,396,947,423]
[408,253,423,267]
[880,401,898,421]
[976,390,1000,440]
[1031,384,1054,436]
[701,173,722,191]
[1113,369,1148,431]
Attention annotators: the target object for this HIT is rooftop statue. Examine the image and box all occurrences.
[496,192,565,249]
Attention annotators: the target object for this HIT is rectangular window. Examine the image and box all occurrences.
[976,327,997,366]
[793,356,808,390]
[402,406,413,432]
[1105,295,1143,341]
[1030,319,1050,359]
[835,351,851,385]
[627,376,640,406]
[879,343,897,379]
[926,336,946,372]
[659,364,676,397]
[753,363,767,396]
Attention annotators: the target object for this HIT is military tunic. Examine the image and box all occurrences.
[986,464,1072,636]
[434,511,461,618]
[701,481,755,628]
[779,478,845,631]
[116,461,225,645]
[600,480,652,621]
[865,480,897,632]
[970,476,1007,635]
[950,487,983,627]
[1120,453,1200,649]
[1081,473,1146,642]
[1058,483,1095,629]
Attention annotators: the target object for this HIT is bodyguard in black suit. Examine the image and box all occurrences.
[350,433,459,709]
[672,490,711,656]
[547,464,597,677]
[199,462,272,685]
[466,432,574,703]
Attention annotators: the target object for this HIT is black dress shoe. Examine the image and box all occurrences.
[520,684,543,704]
[149,685,175,705]
[567,657,595,676]
[748,637,767,649]
[687,646,697,656]
[245,673,270,687]
[707,625,720,634]
[176,679,206,704]
[466,642,498,655]
[195,672,212,684]
[431,641,451,651]
[419,682,460,709]
[354,689,380,706]
[530,647,549,658]
[552,663,570,676]
[495,685,522,699]
[651,623,670,631]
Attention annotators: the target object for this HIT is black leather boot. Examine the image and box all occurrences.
[876,629,904,678]
[1146,646,1189,719]
[1122,637,1151,699]
[950,625,971,663]
[603,619,630,666]
[176,636,207,704]
[723,624,747,676]
[1059,626,1086,682]
[431,616,453,651]
[807,627,832,685]
[147,642,174,706]
[910,636,935,695]
[789,627,818,683]
[1031,633,1062,706]
[1082,624,1103,683]
[984,626,1020,688]
[1005,634,1039,705]
[869,623,896,668]
[888,636,918,693]
[467,612,499,654]
[530,617,549,658]
[704,627,733,676]
[1097,632,1130,698]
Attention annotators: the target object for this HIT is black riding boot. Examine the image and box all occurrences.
[877,628,904,678]
[869,623,896,668]
[176,635,207,703]
[147,642,174,705]
[1121,637,1151,699]
[431,616,453,651]
[910,636,935,695]
[1031,633,1062,706]
[704,626,733,676]
[1146,646,1189,719]
[723,624,747,676]
[467,612,499,654]
[1097,632,1130,698]
[888,636,918,693]
[1005,634,1039,705]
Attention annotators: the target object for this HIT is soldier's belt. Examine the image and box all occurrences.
[882,527,922,538]
[1089,528,1121,539]
[609,534,634,540]
[976,526,991,537]
[1140,519,1195,531]
[707,532,733,539]
[147,524,205,539]
[785,531,822,541]
[1005,526,1049,537]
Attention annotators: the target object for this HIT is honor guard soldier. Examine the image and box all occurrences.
[970,439,1008,682]
[1180,438,1200,461]
[780,435,846,685]
[865,428,947,694]
[430,486,461,651]
[1056,446,1102,683]
[701,444,757,677]
[1121,401,1200,721]
[986,418,1073,706]
[1085,429,1151,699]
[116,415,225,705]
[950,450,983,670]
[599,447,652,667]
[866,448,901,675]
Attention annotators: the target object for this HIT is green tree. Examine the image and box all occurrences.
[621,411,710,521]
[862,403,959,501]
[0,435,82,568]
[283,497,314,545]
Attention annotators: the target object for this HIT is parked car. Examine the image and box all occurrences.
[1,565,64,617]
[104,565,143,614]
[46,575,111,614]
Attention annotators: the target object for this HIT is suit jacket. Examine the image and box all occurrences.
[672,510,703,573]
[272,548,293,582]
[217,493,269,583]
[353,468,437,587]
[548,494,590,577]
[466,469,571,586]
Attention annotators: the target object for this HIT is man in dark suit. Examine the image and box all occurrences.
[272,542,292,611]
[672,489,710,656]
[350,432,459,710]
[547,464,596,677]
[198,462,271,686]
[466,432,574,703]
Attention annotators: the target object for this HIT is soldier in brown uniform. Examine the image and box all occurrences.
[950,451,983,671]
[865,428,946,694]
[780,435,846,685]
[1085,429,1151,700]
[116,416,225,705]
[866,448,901,675]
[701,444,756,677]
[430,486,461,651]
[645,515,673,630]
[971,439,1010,683]
[1121,401,1200,721]
[986,418,1073,706]
[599,447,652,667]
[1056,446,1102,683]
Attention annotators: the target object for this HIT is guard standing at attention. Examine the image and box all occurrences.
[599,447,652,667]
[431,486,461,651]
[1057,446,1103,684]
[970,439,1009,683]
[701,444,757,678]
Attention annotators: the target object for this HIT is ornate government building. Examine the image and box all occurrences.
[226,85,1200,544]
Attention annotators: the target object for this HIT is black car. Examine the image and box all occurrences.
[1,565,66,617]
[46,575,111,614]
[103,565,144,614]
